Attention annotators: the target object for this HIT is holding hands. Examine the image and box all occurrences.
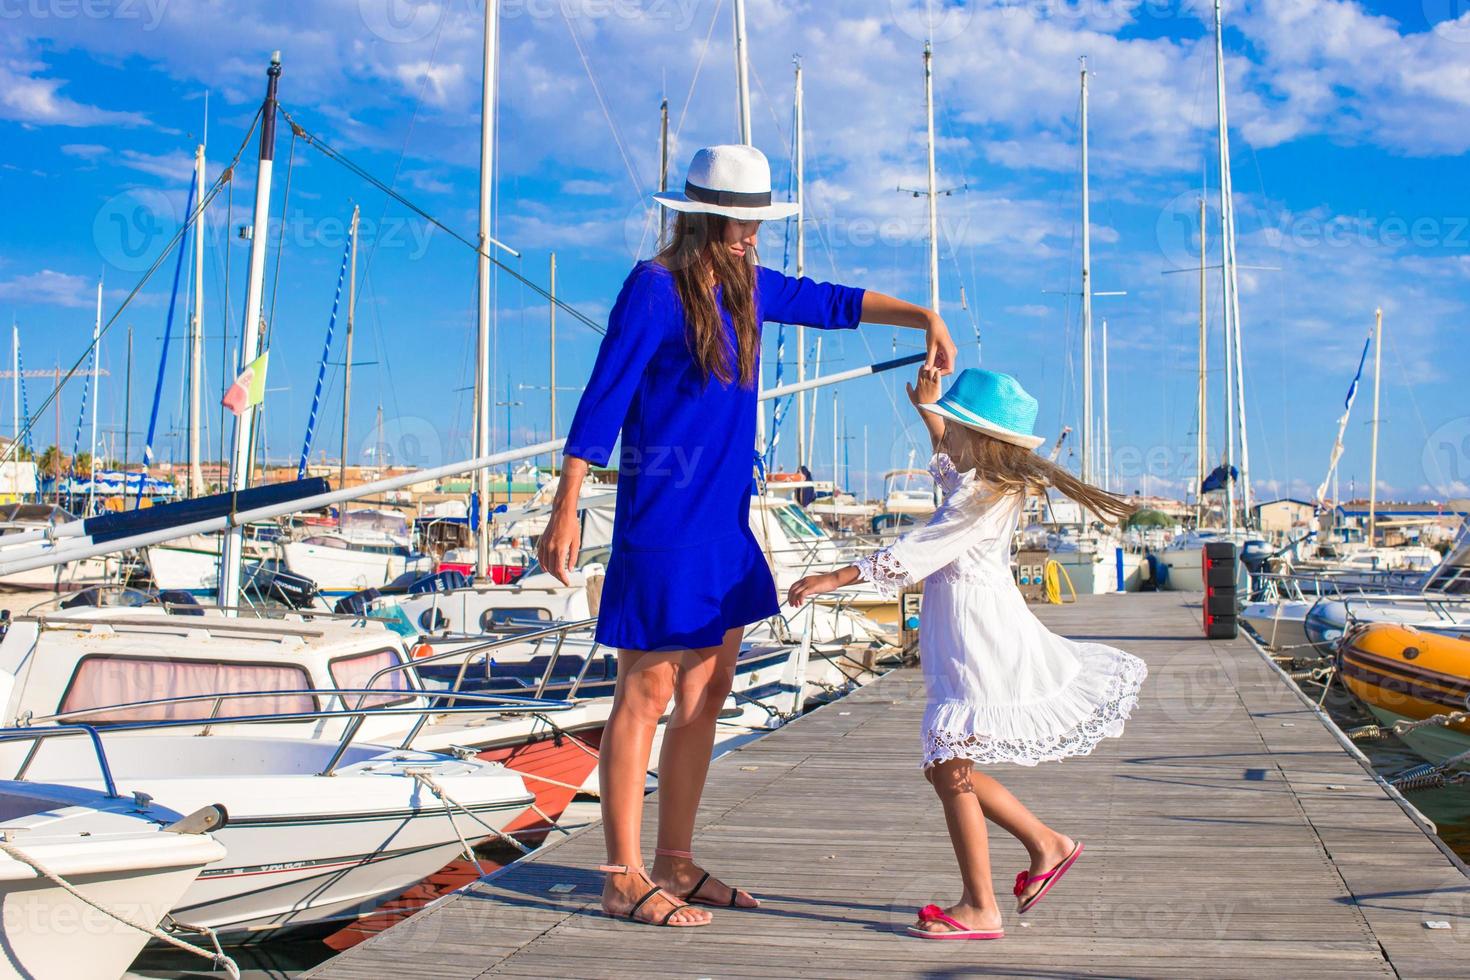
[787,566,859,608]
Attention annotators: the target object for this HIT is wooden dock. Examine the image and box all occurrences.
[306,593,1470,979]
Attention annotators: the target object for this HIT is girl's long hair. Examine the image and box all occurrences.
[939,424,1134,524]
[655,211,759,387]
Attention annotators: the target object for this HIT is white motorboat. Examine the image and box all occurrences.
[1160,528,1255,592]
[0,732,534,940]
[284,510,431,600]
[0,778,225,979]
[0,504,115,595]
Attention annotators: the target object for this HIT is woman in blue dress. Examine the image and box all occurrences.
[538,144,957,927]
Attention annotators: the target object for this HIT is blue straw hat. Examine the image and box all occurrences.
[921,369,1046,450]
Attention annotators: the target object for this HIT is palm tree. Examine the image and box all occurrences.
[36,445,66,480]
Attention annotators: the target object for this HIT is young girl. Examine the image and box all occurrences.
[788,365,1147,940]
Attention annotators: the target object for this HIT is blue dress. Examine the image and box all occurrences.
[564,261,865,651]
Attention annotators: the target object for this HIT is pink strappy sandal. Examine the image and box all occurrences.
[905,904,1004,940]
[1014,841,1084,914]
[655,848,759,908]
[598,864,708,927]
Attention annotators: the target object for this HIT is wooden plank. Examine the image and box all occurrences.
[304,593,1467,979]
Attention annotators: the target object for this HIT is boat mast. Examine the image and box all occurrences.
[658,98,670,241]
[794,56,807,471]
[89,276,101,510]
[1212,2,1237,535]
[474,1,500,581]
[219,52,280,612]
[733,0,752,144]
[338,204,359,527]
[548,250,557,451]
[924,42,940,314]
[189,142,206,498]
[1367,307,1382,543]
[1196,197,1207,524]
[1101,318,1110,492]
[1216,0,1251,525]
[1079,57,1093,487]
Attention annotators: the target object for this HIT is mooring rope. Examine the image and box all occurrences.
[0,839,241,978]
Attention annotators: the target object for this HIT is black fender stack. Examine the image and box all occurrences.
[1203,541,1239,639]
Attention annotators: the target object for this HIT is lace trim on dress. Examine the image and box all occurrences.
[854,548,913,598]
[928,452,974,496]
[921,653,1148,768]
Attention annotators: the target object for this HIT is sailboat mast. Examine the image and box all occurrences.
[548,251,557,449]
[794,57,807,471]
[923,42,940,313]
[338,204,359,525]
[1212,2,1237,535]
[219,52,280,612]
[1079,57,1093,487]
[1196,197,1207,523]
[658,98,670,241]
[733,0,752,144]
[474,1,500,580]
[89,276,101,510]
[1367,307,1382,543]
[1101,318,1110,492]
[188,142,205,498]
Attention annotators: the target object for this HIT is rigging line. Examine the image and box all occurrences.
[557,8,643,199]
[673,0,727,141]
[263,122,299,349]
[277,106,608,337]
[0,107,262,472]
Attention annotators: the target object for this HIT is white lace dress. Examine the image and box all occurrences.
[856,453,1148,768]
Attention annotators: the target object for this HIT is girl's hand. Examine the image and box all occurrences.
[906,364,943,409]
[787,571,844,608]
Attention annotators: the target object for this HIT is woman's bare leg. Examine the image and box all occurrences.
[966,770,1075,906]
[599,648,710,925]
[913,759,1002,933]
[650,627,758,907]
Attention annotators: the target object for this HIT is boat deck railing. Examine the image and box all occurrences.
[0,724,120,797]
[19,688,571,777]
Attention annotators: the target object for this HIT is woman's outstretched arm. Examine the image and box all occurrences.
[860,291,958,375]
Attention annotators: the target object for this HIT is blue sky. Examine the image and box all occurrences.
[2,0,1469,503]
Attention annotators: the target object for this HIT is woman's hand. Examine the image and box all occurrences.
[924,313,958,375]
[787,567,857,608]
[906,364,943,408]
[537,506,581,586]
[537,456,589,586]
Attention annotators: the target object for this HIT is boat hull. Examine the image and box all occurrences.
[1338,623,1470,765]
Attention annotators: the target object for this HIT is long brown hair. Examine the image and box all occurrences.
[655,211,760,387]
[939,424,1134,525]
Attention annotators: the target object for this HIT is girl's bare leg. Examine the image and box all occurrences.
[965,770,1075,906]
[599,648,710,925]
[651,627,758,907]
[913,759,1003,933]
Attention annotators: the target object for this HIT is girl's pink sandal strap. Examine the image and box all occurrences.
[917,904,970,933]
[599,864,644,875]
[654,848,694,859]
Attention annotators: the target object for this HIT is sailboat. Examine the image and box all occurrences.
[1160,0,1260,593]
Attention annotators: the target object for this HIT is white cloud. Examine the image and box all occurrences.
[0,270,99,310]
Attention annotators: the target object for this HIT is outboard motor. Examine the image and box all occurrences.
[335,587,382,616]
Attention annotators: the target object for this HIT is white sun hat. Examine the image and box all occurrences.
[653,144,799,221]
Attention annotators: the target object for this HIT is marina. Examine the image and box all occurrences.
[3,1,1469,977]
[302,594,1470,980]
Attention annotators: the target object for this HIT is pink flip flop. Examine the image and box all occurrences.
[1014,841,1084,914]
[905,904,1004,941]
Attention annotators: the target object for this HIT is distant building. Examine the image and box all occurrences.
[1252,498,1316,535]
